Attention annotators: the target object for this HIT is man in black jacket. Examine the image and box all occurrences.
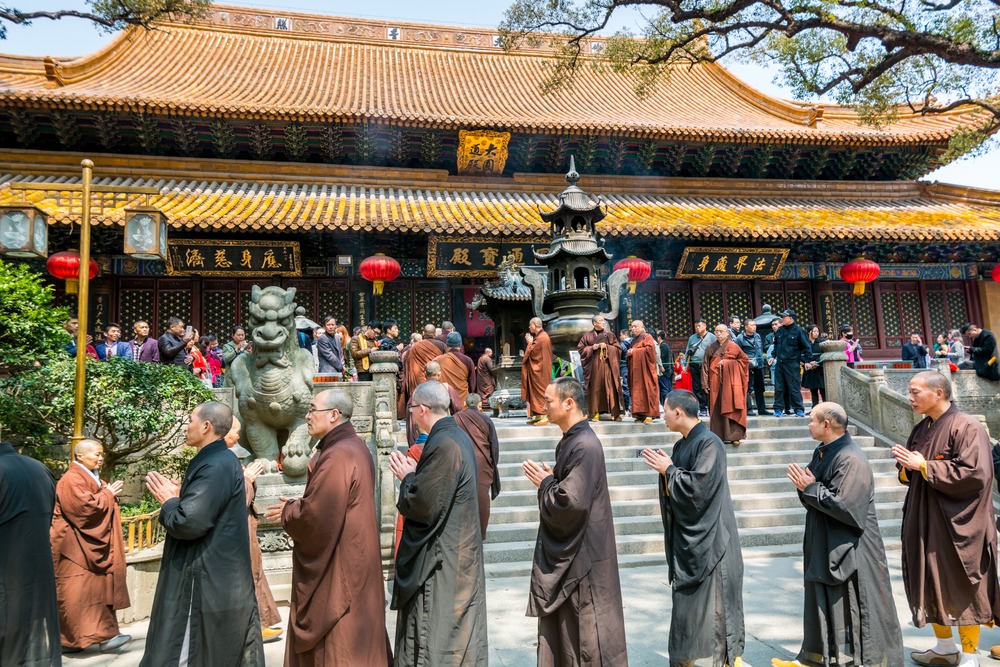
[158,316,194,367]
[901,333,929,369]
[736,319,770,416]
[960,323,999,380]
[773,310,812,417]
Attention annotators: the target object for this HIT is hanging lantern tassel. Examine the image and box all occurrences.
[372,280,384,295]
[840,258,881,296]
[613,256,651,296]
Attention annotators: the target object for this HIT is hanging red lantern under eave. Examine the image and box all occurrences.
[359,253,401,295]
[840,258,880,296]
[47,250,99,294]
[613,256,651,294]
[991,265,1000,283]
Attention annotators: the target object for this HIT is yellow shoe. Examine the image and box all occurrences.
[533,417,549,426]
[642,417,653,424]
[262,626,283,643]
[591,412,600,422]
[771,660,803,667]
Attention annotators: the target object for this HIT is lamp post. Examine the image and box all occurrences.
[15,160,162,454]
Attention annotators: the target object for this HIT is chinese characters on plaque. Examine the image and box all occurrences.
[166,240,301,277]
[675,247,789,280]
[456,130,510,176]
[427,235,537,277]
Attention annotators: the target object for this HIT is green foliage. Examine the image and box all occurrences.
[119,495,162,517]
[0,259,70,371]
[0,357,212,476]
[0,1,212,39]
[500,0,1000,156]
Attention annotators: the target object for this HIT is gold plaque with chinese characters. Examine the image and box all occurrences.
[166,239,301,277]
[456,130,510,176]
[675,247,789,280]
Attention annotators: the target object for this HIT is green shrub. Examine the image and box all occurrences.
[0,259,70,371]
[0,357,212,476]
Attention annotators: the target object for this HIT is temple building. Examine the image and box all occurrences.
[1,4,998,358]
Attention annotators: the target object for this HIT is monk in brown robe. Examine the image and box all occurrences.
[435,331,476,407]
[524,378,628,666]
[403,324,447,401]
[224,418,283,643]
[50,439,132,653]
[454,393,502,537]
[702,323,749,446]
[891,371,1000,667]
[267,389,392,667]
[406,360,462,447]
[476,347,498,403]
[522,317,553,426]
[626,320,660,423]
[577,314,624,421]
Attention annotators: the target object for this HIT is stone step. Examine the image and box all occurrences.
[496,457,900,492]
[495,445,891,475]
[484,503,904,543]
[491,422,842,447]
[496,436,878,463]
[491,472,904,507]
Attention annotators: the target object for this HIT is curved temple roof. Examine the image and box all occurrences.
[0,4,986,146]
[1,152,998,243]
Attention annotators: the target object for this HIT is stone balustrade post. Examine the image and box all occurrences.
[368,349,400,564]
[868,369,887,434]
[820,339,849,406]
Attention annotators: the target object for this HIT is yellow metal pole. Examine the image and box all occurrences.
[71,159,94,453]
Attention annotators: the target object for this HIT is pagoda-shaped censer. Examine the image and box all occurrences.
[521,157,629,358]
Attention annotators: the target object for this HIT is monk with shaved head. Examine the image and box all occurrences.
[892,372,1000,666]
[51,439,132,653]
[774,403,902,667]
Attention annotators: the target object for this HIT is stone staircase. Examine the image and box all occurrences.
[468,415,906,578]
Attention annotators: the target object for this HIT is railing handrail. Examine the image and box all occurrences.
[121,509,163,553]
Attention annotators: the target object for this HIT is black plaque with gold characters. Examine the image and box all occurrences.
[427,235,538,277]
[675,247,789,280]
[166,240,301,277]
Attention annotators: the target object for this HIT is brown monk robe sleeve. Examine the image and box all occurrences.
[627,334,660,417]
[281,445,360,650]
[51,468,128,584]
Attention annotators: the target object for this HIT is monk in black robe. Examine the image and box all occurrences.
[0,441,59,666]
[454,393,502,537]
[643,390,745,667]
[524,377,628,666]
[774,402,903,667]
[143,401,264,667]
[577,315,624,421]
[892,372,1000,666]
[390,381,488,666]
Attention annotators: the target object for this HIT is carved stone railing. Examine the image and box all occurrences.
[825,344,997,443]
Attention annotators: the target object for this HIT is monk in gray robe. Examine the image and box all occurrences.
[892,371,1000,666]
[390,381,488,666]
[524,377,628,666]
[577,315,624,421]
[0,441,59,666]
[644,390,745,667]
[773,402,903,667]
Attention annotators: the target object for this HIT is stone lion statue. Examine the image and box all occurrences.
[226,285,313,477]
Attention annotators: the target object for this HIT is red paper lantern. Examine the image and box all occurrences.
[613,256,651,294]
[359,253,401,295]
[47,250,99,294]
[991,265,1000,283]
[840,257,880,296]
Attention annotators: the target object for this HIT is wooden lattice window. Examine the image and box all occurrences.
[119,288,154,334]
[202,291,236,339]
[318,282,350,329]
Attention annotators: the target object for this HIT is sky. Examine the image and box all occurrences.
[2,0,997,190]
